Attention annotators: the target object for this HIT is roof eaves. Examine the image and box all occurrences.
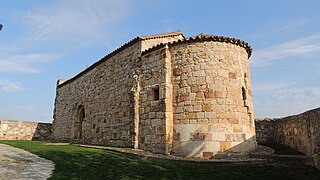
[141,34,252,58]
[58,37,141,88]
[57,31,184,88]
[138,30,183,40]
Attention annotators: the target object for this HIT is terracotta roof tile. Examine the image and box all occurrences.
[141,33,252,58]
[138,30,184,39]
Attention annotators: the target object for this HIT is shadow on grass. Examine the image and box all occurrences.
[259,143,304,155]
[0,140,319,180]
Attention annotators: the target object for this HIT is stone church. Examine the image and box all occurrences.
[52,31,256,158]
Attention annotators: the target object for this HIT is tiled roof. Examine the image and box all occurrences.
[58,31,183,88]
[141,33,252,57]
[138,30,184,39]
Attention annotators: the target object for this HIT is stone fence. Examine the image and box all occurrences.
[0,120,52,140]
[255,118,276,143]
[255,107,320,168]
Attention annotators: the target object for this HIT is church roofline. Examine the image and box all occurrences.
[141,33,252,58]
[57,31,183,88]
[138,30,184,39]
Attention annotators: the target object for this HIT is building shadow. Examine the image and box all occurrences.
[31,122,52,140]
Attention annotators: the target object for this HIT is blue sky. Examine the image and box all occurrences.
[0,0,319,123]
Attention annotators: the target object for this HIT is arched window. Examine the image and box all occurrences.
[77,105,85,139]
[79,106,85,122]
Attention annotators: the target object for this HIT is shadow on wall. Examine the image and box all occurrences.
[172,134,257,159]
[32,123,52,140]
[0,120,52,141]
[255,107,320,169]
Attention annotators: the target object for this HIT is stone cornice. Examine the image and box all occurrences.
[141,33,252,58]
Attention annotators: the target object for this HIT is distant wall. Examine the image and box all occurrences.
[255,107,320,168]
[0,120,52,140]
[255,118,276,143]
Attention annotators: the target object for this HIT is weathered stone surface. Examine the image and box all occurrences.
[203,151,213,159]
[202,104,213,112]
[53,31,256,159]
[220,141,231,152]
[53,32,183,147]
[214,91,224,98]
[173,68,181,76]
[255,118,275,143]
[0,120,51,140]
[171,40,256,158]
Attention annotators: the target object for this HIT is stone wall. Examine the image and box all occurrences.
[137,37,256,158]
[52,32,183,147]
[0,120,52,140]
[141,36,184,52]
[53,42,141,146]
[255,118,275,143]
[255,108,320,168]
[169,40,256,158]
[138,46,173,154]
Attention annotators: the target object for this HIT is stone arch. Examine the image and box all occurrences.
[71,105,86,140]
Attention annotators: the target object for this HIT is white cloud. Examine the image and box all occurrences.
[251,33,320,67]
[0,1,133,122]
[272,87,320,100]
[0,104,52,122]
[276,20,309,32]
[0,0,131,74]
[0,79,24,92]
[250,19,309,40]
[252,82,295,93]
[0,53,56,73]
[253,83,320,118]
[15,0,131,49]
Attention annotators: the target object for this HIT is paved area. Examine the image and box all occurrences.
[0,144,54,180]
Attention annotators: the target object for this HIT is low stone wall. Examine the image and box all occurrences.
[255,107,320,168]
[0,120,52,140]
[255,118,276,143]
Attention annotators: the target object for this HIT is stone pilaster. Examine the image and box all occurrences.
[163,45,174,154]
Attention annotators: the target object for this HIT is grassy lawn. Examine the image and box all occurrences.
[0,140,319,180]
[259,143,303,155]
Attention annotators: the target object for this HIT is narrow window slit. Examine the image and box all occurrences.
[242,87,247,101]
[152,85,160,100]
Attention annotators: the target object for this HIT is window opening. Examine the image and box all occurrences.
[242,87,247,101]
[78,105,85,139]
[151,85,160,100]
[79,107,85,121]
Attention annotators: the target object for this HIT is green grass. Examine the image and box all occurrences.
[0,140,319,180]
[259,143,304,155]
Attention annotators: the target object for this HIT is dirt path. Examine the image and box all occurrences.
[0,144,54,180]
